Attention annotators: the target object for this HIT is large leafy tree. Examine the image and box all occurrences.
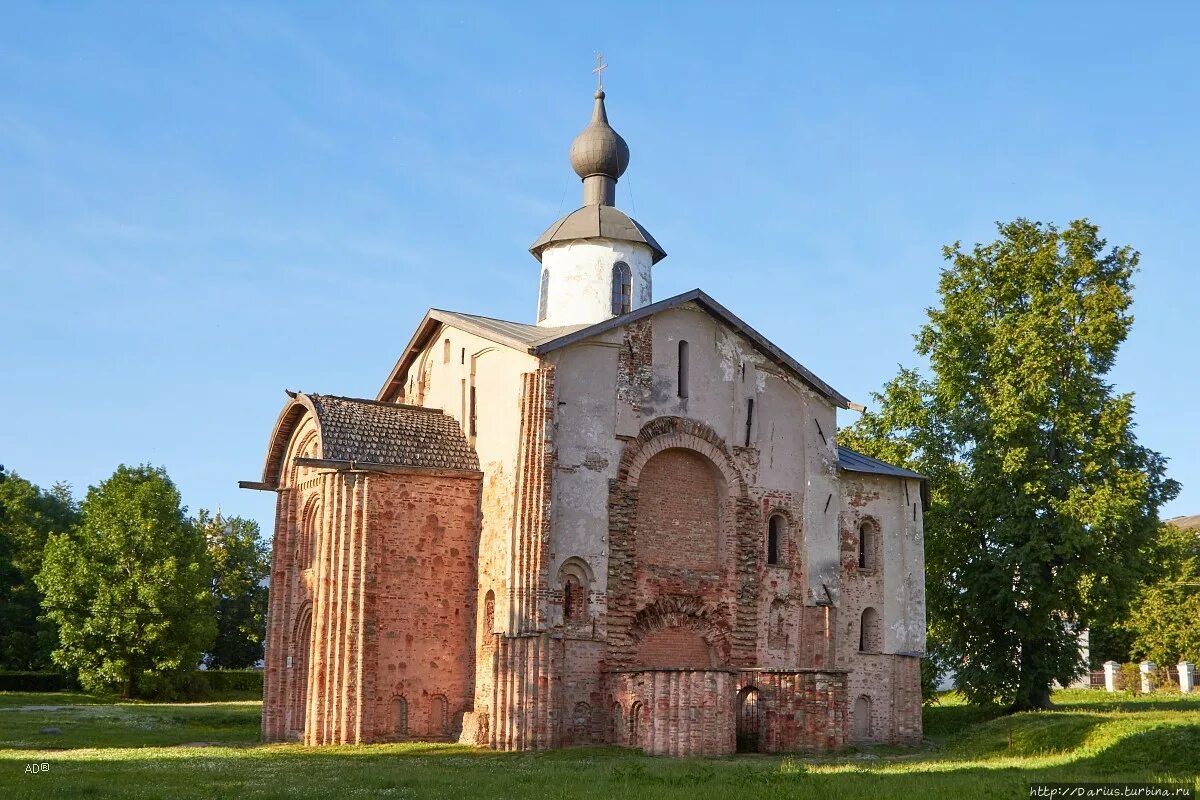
[36,465,215,697]
[841,219,1178,710]
[197,510,270,669]
[0,467,79,670]
[1123,522,1200,665]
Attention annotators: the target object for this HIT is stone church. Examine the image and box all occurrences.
[241,85,928,756]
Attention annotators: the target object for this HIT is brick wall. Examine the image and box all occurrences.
[636,626,714,668]
[635,447,721,571]
[367,470,481,742]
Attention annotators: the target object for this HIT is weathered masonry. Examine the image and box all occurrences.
[242,84,928,755]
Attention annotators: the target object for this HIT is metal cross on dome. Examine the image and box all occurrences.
[592,52,607,92]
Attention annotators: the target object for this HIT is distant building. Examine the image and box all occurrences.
[242,85,927,755]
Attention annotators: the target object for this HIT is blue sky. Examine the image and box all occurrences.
[2,2,1196,535]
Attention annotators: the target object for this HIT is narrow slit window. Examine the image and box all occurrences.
[767,515,783,565]
[538,268,549,322]
[858,522,875,570]
[469,384,477,438]
[744,398,755,446]
[677,340,689,398]
[442,338,451,364]
[611,261,632,315]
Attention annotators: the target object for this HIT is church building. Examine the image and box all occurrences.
[241,82,928,755]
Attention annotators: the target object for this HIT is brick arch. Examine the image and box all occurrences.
[619,416,747,498]
[262,394,323,488]
[607,416,761,669]
[855,515,881,572]
[764,505,800,568]
[629,595,732,666]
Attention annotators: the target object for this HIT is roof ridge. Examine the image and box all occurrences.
[527,288,850,408]
[309,393,441,414]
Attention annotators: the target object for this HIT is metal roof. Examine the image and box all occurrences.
[377,289,853,409]
[837,446,924,479]
[532,289,852,408]
[427,310,588,350]
[529,204,666,264]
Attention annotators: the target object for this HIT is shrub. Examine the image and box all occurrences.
[0,671,79,692]
[1118,663,1145,694]
[130,670,261,701]
[203,669,263,694]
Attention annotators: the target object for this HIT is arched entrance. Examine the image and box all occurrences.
[289,609,312,738]
[629,701,644,748]
[853,695,872,742]
[736,686,761,752]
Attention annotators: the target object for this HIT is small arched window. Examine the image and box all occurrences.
[677,340,689,398]
[558,558,592,625]
[767,515,784,566]
[538,268,550,322]
[612,261,632,315]
[858,520,876,570]
[859,607,880,653]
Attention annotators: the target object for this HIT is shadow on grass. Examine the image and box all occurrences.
[922,700,1004,741]
[942,713,1106,760]
[1070,722,1200,776]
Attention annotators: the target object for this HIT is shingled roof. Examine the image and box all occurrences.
[306,394,479,471]
[246,392,478,489]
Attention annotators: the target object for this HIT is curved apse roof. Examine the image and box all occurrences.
[244,392,479,490]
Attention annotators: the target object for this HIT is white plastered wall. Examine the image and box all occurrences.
[537,238,654,327]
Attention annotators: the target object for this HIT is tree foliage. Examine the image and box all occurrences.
[35,465,216,697]
[1123,522,1200,665]
[197,510,270,669]
[841,219,1178,710]
[0,467,79,670]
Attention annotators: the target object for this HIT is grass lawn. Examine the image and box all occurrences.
[0,689,1196,799]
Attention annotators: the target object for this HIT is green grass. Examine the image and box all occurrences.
[1,689,1197,799]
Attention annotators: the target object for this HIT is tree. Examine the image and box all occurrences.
[0,468,79,670]
[36,465,216,697]
[841,219,1179,710]
[1123,522,1200,665]
[196,510,270,668]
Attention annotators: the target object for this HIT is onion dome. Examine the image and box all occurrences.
[569,90,630,183]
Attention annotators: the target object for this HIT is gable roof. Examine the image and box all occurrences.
[377,289,851,409]
[837,445,929,510]
[245,392,479,489]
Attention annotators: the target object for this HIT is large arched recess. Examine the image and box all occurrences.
[606,416,760,669]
